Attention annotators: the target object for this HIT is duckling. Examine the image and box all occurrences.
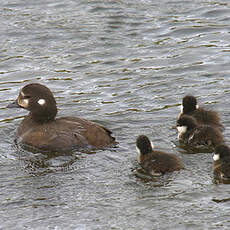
[175,115,224,148]
[7,83,117,152]
[213,144,230,182]
[136,135,183,174]
[179,95,224,132]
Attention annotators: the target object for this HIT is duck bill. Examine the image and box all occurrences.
[7,100,21,108]
[172,125,177,129]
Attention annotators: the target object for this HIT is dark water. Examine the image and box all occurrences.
[1,0,230,229]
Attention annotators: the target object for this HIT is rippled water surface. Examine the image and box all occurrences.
[1,0,230,229]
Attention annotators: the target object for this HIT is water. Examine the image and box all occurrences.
[1,0,230,229]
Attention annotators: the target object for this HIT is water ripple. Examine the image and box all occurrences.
[1,0,230,229]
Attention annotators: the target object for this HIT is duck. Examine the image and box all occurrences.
[175,114,224,148]
[136,135,184,174]
[213,144,230,182]
[7,83,117,152]
[179,95,224,132]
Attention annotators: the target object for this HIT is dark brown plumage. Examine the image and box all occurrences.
[136,135,183,174]
[179,95,224,132]
[175,115,224,148]
[213,144,230,183]
[7,83,117,152]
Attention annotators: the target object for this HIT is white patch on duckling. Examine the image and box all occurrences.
[180,105,183,114]
[177,126,187,139]
[38,99,46,106]
[178,105,183,118]
[136,146,140,155]
[151,141,154,149]
[213,154,220,161]
[136,146,141,163]
[177,126,187,135]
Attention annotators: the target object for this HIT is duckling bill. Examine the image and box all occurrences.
[136,135,183,175]
[7,83,117,152]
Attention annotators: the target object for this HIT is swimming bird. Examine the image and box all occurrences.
[175,115,224,149]
[179,95,224,132]
[136,135,183,174]
[7,83,117,152]
[213,144,230,182]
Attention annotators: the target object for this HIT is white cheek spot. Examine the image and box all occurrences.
[136,146,141,163]
[18,98,29,108]
[176,126,187,135]
[177,126,187,140]
[151,141,155,149]
[136,146,141,156]
[196,104,199,109]
[180,105,184,114]
[38,99,46,106]
[213,154,220,161]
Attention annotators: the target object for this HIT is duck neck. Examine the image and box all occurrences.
[30,107,57,123]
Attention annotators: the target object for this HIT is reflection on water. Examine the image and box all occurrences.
[1,0,230,229]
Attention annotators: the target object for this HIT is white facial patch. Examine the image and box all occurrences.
[180,105,184,113]
[213,154,220,161]
[151,141,154,149]
[176,126,187,134]
[18,98,29,108]
[136,146,141,163]
[196,104,199,109]
[38,99,46,106]
[177,126,187,139]
[136,146,141,156]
